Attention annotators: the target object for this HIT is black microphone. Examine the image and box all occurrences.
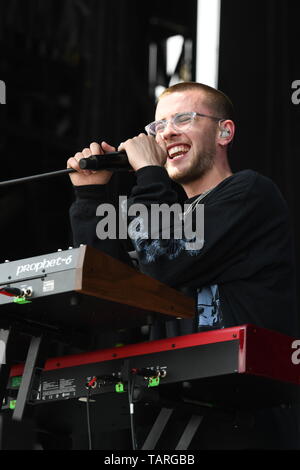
[79,151,131,171]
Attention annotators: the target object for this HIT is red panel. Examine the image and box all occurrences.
[10,325,244,376]
[243,325,300,385]
[11,324,299,386]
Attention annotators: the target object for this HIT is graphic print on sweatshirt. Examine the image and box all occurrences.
[126,215,204,263]
[196,284,223,330]
[132,237,203,263]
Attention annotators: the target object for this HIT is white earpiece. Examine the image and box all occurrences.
[220,128,230,138]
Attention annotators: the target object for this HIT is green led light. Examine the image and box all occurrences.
[9,400,16,410]
[13,298,32,304]
[115,383,124,393]
[148,377,160,387]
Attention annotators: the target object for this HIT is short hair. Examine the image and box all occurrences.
[158,81,234,121]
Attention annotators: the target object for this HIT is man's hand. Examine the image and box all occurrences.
[67,141,115,186]
[118,133,167,171]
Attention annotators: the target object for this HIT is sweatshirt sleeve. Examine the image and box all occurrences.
[69,184,134,266]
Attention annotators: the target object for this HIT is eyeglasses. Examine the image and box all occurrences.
[145,112,224,137]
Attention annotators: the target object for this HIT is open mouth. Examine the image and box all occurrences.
[168,145,190,160]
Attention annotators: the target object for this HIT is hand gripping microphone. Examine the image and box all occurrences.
[79,151,131,171]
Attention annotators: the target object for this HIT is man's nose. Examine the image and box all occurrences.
[160,120,180,139]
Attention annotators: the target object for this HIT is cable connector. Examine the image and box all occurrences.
[85,373,122,389]
[0,287,23,297]
[85,377,97,389]
[131,367,166,379]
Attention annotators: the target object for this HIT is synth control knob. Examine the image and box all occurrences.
[4,260,10,263]
[57,249,62,252]
[68,246,73,250]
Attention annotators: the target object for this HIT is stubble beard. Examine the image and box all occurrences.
[167,144,216,185]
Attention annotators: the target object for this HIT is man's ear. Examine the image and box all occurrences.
[217,120,235,146]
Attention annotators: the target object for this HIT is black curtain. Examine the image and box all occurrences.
[218,0,300,305]
[0,0,152,260]
[0,0,197,262]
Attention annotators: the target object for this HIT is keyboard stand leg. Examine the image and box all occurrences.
[175,415,203,450]
[0,328,18,410]
[141,408,173,450]
[12,335,42,421]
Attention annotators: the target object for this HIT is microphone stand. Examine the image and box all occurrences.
[0,168,76,188]
[0,152,130,188]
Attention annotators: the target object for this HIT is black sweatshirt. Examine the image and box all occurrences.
[70,166,299,338]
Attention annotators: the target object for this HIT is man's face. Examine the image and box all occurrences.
[155,90,218,185]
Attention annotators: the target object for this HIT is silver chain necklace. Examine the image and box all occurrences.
[180,188,214,220]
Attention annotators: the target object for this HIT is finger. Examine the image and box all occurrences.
[67,156,80,170]
[118,139,129,151]
[81,148,93,174]
[72,152,84,168]
[82,147,92,157]
[71,152,93,175]
[90,142,102,155]
[101,141,116,153]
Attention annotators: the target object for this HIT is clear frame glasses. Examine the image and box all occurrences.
[145,111,224,137]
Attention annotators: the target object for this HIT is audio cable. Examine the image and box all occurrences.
[85,377,97,450]
[127,372,138,450]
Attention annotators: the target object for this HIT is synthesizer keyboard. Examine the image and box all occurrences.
[6,324,300,411]
[0,245,194,344]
